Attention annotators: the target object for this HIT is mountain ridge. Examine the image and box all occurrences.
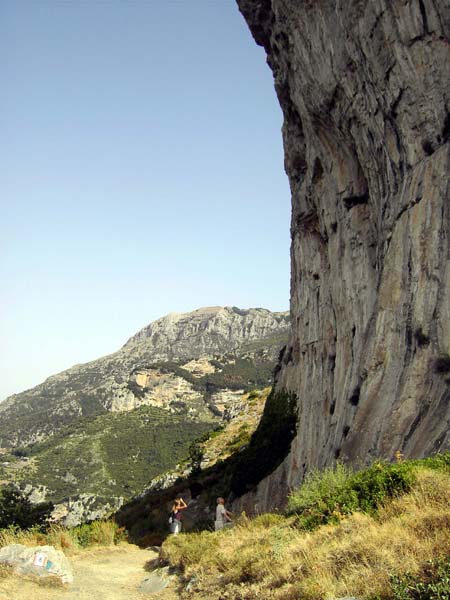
[0,306,289,449]
[0,305,289,525]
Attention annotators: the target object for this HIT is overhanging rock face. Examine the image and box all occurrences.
[236,0,450,508]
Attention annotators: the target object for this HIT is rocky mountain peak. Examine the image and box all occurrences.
[123,306,289,360]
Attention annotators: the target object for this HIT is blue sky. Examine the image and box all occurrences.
[0,1,291,401]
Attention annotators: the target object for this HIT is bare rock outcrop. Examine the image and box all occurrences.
[236,0,450,508]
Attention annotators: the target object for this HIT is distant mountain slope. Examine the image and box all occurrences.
[13,406,213,507]
[0,307,289,449]
[0,306,288,524]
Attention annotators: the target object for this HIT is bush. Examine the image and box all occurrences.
[390,556,450,600]
[251,513,286,529]
[350,461,416,512]
[188,442,204,472]
[61,521,116,548]
[286,462,354,527]
[418,452,450,472]
[0,520,125,552]
[0,487,53,531]
[287,461,416,530]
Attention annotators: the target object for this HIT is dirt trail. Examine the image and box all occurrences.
[0,544,180,600]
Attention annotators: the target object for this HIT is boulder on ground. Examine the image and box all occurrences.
[0,543,73,584]
[139,566,174,593]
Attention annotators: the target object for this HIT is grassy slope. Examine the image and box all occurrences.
[188,388,270,465]
[161,456,450,600]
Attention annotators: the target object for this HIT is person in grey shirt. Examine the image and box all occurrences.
[215,497,232,531]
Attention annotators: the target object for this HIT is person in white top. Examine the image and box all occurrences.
[215,497,233,531]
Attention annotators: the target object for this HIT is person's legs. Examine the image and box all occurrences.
[170,520,181,534]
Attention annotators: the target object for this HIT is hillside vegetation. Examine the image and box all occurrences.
[12,407,213,503]
[0,519,124,554]
[161,454,450,600]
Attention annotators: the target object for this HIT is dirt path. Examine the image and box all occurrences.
[0,544,181,600]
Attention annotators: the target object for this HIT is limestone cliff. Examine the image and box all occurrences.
[236,0,450,509]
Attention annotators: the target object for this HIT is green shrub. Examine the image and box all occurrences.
[188,442,204,474]
[287,463,357,529]
[351,461,415,511]
[418,452,450,472]
[73,523,92,548]
[72,520,124,547]
[252,513,286,528]
[287,461,416,530]
[390,556,450,600]
[0,487,54,531]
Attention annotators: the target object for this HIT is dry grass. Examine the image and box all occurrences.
[200,388,270,465]
[0,520,122,556]
[161,468,450,599]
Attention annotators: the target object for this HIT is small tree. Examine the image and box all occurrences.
[188,442,204,474]
[0,487,54,530]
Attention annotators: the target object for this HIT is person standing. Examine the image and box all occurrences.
[169,497,187,534]
[215,497,232,531]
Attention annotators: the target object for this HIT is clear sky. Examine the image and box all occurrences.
[0,0,291,401]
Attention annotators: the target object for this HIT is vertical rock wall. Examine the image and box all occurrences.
[235,0,450,510]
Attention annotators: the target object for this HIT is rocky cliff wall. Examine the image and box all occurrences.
[235,0,450,511]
